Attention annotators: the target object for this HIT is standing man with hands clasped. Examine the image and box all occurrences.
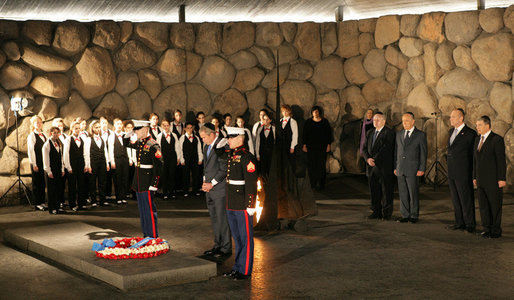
[394,112,427,223]
[199,123,232,259]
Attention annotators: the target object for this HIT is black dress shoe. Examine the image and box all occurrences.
[382,215,392,221]
[466,227,475,233]
[367,213,382,219]
[481,231,491,238]
[204,247,219,256]
[396,217,409,223]
[213,251,232,258]
[447,225,466,230]
[233,272,250,280]
[490,233,501,239]
[409,218,419,223]
[223,270,237,277]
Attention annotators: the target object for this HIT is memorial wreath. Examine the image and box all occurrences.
[92,237,170,260]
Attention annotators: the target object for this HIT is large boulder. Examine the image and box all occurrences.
[405,83,438,118]
[21,21,52,46]
[92,21,120,50]
[113,40,157,72]
[396,70,415,99]
[134,22,168,51]
[73,46,116,99]
[321,23,337,56]
[256,23,283,48]
[363,49,386,78]
[2,41,20,61]
[213,89,248,117]
[229,50,258,70]
[400,15,420,37]
[186,83,211,115]
[30,73,70,98]
[317,91,340,124]
[0,146,18,174]
[424,43,444,87]
[127,89,152,119]
[261,64,289,89]
[289,61,313,80]
[466,99,496,124]
[417,12,446,43]
[249,46,275,70]
[385,65,400,86]
[453,45,477,71]
[438,95,467,116]
[505,5,514,33]
[0,62,32,90]
[20,44,73,72]
[311,55,347,90]
[375,15,400,49]
[479,8,505,33]
[294,23,321,61]
[362,78,395,104]
[0,88,15,130]
[344,56,372,85]
[279,23,296,43]
[436,42,456,71]
[340,85,368,118]
[52,21,89,57]
[246,87,267,122]
[0,50,5,68]
[505,128,514,164]
[120,21,133,43]
[93,92,128,121]
[491,120,511,137]
[471,33,513,82]
[5,117,31,154]
[445,11,481,45]
[436,68,491,98]
[195,56,236,94]
[399,37,424,57]
[281,80,316,113]
[277,43,298,64]
[0,20,18,40]
[33,96,58,121]
[115,71,139,96]
[186,51,202,80]
[490,82,513,124]
[358,33,374,56]
[223,22,255,55]
[59,91,92,126]
[336,21,359,58]
[153,84,186,117]
[358,18,377,33]
[233,67,265,92]
[385,45,408,69]
[138,69,161,99]
[155,49,186,86]
[195,23,222,56]
[170,23,195,50]
[407,56,424,82]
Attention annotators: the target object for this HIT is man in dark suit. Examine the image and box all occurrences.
[199,123,231,257]
[446,108,476,233]
[473,115,507,239]
[363,112,395,220]
[394,112,427,223]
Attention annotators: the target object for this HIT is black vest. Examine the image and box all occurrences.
[161,133,177,162]
[172,123,183,137]
[49,140,62,177]
[34,132,45,168]
[150,127,161,140]
[90,137,106,164]
[69,136,85,170]
[259,127,274,156]
[282,119,293,150]
[113,134,128,162]
[182,135,198,162]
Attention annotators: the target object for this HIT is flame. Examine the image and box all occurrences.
[255,179,264,223]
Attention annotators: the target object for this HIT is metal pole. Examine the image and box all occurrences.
[477,0,485,10]
[179,4,186,23]
[335,6,344,22]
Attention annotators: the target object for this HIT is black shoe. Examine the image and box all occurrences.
[466,226,475,233]
[382,215,392,221]
[396,217,409,223]
[490,233,501,239]
[409,218,419,223]
[204,247,219,256]
[481,231,491,238]
[447,225,466,230]
[223,270,237,277]
[367,213,382,219]
[213,251,232,258]
[233,272,250,280]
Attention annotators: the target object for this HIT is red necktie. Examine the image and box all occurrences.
[166,134,170,138]
[189,136,193,141]
[265,128,270,131]
[54,141,59,148]
[75,138,80,142]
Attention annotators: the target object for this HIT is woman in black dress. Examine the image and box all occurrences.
[302,106,333,190]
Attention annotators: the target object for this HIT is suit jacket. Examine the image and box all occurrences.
[362,126,395,176]
[203,136,228,197]
[395,128,427,177]
[446,125,476,180]
[473,131,506,189]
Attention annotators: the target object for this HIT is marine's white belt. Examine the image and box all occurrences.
[227,179,245,185]
[138,164,153,169]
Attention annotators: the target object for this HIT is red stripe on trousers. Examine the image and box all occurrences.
[244,211,250,275]
[148,191,156,238]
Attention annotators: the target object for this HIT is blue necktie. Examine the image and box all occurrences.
[207,144,212,157]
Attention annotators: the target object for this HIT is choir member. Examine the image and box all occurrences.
[149,113,161,140]
[109,118,130,205]
[236,116,255,155]
[42,126,65,214]
[156,119,181,199]
[178,122,203,197]
[64,121,88,211]
[280,104,298,173]
[27,115,47,211]
[85,120,110,207]
[252,108,269,137]
[100,117,114,201]
[211,116,226,138]
[255,114,275,178]
[172,109,185,137]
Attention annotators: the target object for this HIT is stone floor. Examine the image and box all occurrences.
[0,174,513,299]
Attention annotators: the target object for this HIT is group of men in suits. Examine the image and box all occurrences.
[363,109,507,238]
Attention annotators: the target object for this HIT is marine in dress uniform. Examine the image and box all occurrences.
[124,120,163,238]
[42,127,65,214]
[27,116,47,211]
[222,127,258,280]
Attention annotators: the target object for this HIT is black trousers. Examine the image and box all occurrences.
[448,177,475,228]
[162,159,177,196]
[47,173,64,213]
[182,160,200,193]
[368,171,394,218]
[68,167,87,208]
[478,186,503,235]
[128,164,136,198]
[31,167,46,206]
[104,168,113,198]
[259,150,273,178]
[89,161,107,203]
[307,148,327,189]
[114,158,130,201]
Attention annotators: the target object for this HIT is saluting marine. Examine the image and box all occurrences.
[124,120,164,238]
[222,127,258,280]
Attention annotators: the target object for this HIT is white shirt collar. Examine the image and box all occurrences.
[375,126,384,133]
[454,123,465,132]
[482,130,491,140]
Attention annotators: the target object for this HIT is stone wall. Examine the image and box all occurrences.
[0,6,513,202]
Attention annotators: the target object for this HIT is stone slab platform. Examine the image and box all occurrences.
[3,222,216,291]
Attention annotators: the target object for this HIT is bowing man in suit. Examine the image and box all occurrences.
[199,123,231,258]
[394,112,427,223]
[473,115,507,239]
[446,108,476,232]
[363,112,395,220]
